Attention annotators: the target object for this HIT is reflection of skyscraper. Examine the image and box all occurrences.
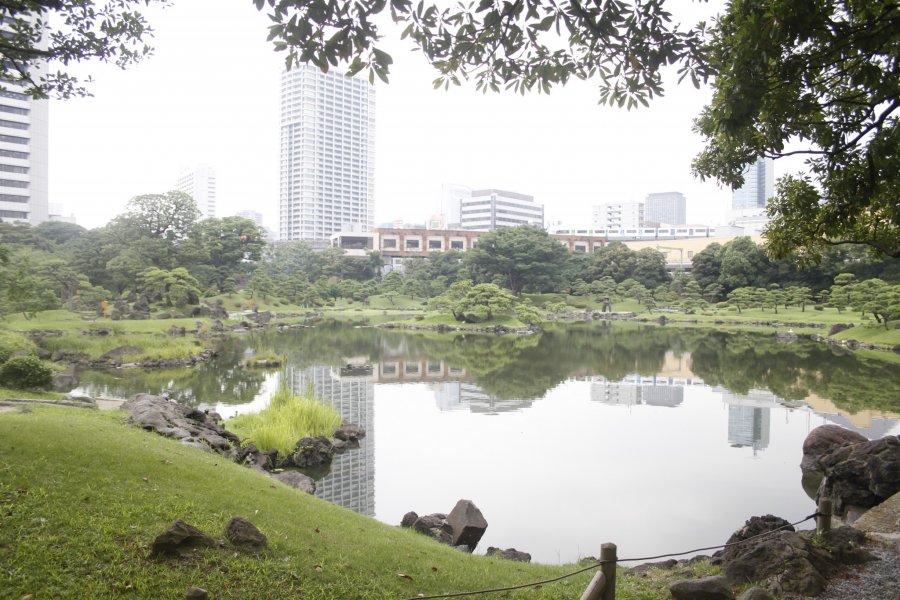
[287,365,375,516]
[429,381,532,413]
[589,377,685,408]
[727,405,771,452]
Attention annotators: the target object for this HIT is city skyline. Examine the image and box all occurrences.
[44,1,812,233]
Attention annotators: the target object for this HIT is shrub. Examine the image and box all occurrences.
[813,305,824,311]
[0,355,54,389]
[0,331,37,365]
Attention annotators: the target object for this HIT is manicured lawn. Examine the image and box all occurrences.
[0,406,715,599]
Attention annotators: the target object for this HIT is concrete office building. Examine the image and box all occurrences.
[732,157,775,211]
[459,189,543,231]
[279,64,375,244]
[176,164,216,219]
[592,201,644,230]
[645,191,686,226]
[0,79,48,225]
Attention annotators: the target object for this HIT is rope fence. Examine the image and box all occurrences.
[400,510,824,600]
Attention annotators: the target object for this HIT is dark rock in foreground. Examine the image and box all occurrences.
[224,516,267,549]
[447,499,488,551]
[279,436,334,469]
[669,575,734,600]
[122,394,241,456]
[801,424,867,471]
[818,435,900,517]
[151,519,216,557]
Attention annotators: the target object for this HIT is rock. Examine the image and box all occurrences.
[169,325,186,336]
[151,520,216,557]
[224,516,267,549]
[669,575,734,600]
[630,559,678,574]
[820,526,875,565]
[737,588,774,600]
[446,499,488,551]
[50,348,90,363]
[121,394,241,456]
[412,513,451,537]
[236,444,276,471]
[273,470,316,494]
[333,424,366,442]
[400,511,419,528]
[801,425,867,471]
[818,435,900,516]
[486,547,531,562]
[184,587,209,600]
[722,515,795,562]
[282,436,334,468]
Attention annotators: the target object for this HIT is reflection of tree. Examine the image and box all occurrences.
[75,338,266,407]
[689,333,900,413]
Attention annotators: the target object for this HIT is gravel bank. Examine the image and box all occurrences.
[784,537,900,600]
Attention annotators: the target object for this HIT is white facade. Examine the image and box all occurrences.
[592,201,644,230]
[459,189,543,231]
[279,65,375,243]
[176,164,216,219]
[437,183,471,228]
[0,82,48,225]
[645,191,686,226]
[732,157,775,211]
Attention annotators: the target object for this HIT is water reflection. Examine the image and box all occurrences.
[68,323,900,560]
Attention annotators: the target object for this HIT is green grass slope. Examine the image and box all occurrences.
[3,406,680,599]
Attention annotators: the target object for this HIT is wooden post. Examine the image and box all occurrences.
[817,497,832,534]
[578,572,606,600]
[600,543,617,600]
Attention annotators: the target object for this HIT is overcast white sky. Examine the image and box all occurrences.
[49,0,785,231]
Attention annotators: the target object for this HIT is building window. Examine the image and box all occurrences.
[0,119,28,130]
[0,105,28,116]
[382,238,396,248]
[405,239,419,249]
[0,149,28,159]
[0,209,27,219]
[0,194,28,202]
[0,179,28,188]
[450,240,464,249]
[0,134,28,144]
[0,164,27,174]
[687,251,694,258]
[428,239,442,250]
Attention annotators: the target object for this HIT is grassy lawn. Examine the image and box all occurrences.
[0,406,715,599]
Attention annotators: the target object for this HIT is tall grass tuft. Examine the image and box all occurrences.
[227,385,342,454]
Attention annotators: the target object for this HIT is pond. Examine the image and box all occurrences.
[72,321,900,564]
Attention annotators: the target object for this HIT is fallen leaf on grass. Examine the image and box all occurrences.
[313,564,322,572]
[397,573,413,581]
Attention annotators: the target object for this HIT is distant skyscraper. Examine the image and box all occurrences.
[732,157,774,211]
[645,192,686,226]
[592,201,644,230]
[236,209,263,227]
[437,183,471,228]
[176,164,216,219]
[0,73,48,224]
[279,64,375,244]
[460,189,543,231]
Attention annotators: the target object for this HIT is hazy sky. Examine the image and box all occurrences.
[49,0,785,231]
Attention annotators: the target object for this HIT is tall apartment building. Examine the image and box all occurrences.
[175,164,216,219]
[279,65,375,244]
[459,189,543,231]
[644,191,686,226]
[592,201,644,230]
[732,157,775,211]
[0,79,48,224]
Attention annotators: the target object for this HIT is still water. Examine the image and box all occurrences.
[74,322,900,564]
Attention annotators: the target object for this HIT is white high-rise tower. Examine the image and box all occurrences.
[176,164,216,219]
[279,65,375,244]
[0,78,48,225]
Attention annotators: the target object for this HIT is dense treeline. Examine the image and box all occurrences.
[1,208,898,323]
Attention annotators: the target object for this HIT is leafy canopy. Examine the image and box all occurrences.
[0,1,168,98]
[252,0,710,108]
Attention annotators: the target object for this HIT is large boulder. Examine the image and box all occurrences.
[720,516,873,597]
[446,499,488,551]
[151,520,216,557]
[121,394,241,456]
[281,436,334,468]
[801,425,867,471]
[669,575,734,600]
[412,513,453,544]
[818,435,900,516]
[273,470,316,494]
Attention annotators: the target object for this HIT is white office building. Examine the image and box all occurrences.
[732,157,775,212]
[0,79,48,225]
[279,65,376,244]
[176,164,216,219]
[459,189,543,231]
[645,191,686,226]
[592,201,644,230]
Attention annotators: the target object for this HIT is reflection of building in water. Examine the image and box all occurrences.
[429,381,533,414]
[588,375,695,407]
[286,365,375,516]
[720,388,778,453]
[375,358,467,383]
[727,406,771,452]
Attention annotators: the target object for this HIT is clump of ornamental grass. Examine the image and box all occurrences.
[227,385,341,454]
